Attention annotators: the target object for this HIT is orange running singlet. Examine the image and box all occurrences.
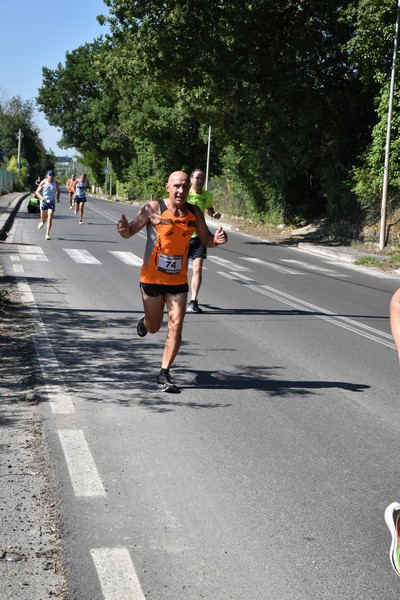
[140,200,197,286]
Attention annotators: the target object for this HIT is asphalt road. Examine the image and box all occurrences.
[3,189,400,599]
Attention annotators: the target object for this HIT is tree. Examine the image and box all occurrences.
[0,96,47,185]
[345,0,400,218]
[37,40,135,184]
[99,0,371,221]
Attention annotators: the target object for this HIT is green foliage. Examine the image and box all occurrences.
[6,156,29,190]
[123,138,168,200]
[0,96,47,185]
[354,256,383,267]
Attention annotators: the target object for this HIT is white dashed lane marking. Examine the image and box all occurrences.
[57,430,106,497]
[91,547,146,600]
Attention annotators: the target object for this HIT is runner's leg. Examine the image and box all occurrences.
[140,289,165,334]
[161,292,187,370]
[39,208,46,227]
[47,208,54,236]
[190,256,204,301]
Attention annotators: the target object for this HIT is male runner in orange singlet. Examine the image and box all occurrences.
[117,171,228,393]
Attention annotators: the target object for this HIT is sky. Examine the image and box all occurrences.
[1,0,110,157]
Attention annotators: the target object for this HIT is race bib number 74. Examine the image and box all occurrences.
[157,253,183,274]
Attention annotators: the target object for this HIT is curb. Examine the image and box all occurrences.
[0,192,30,240]
[296,242,385,264]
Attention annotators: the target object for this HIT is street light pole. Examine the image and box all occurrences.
[379,0,400,250]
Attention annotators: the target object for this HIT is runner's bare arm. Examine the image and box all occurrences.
[194,206,228,247]
[390,288,400,363]
[206,206,221,219]
[36,181,44,200]
[117,201,160,239]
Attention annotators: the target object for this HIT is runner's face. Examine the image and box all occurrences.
[191,171,205,190]
[167,173,190,206]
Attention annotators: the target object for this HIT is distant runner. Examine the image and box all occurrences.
[66,174,76,209]
[35,170,60,240]
[73,173,90,224]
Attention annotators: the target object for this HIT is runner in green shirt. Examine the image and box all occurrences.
[186,169,221,313]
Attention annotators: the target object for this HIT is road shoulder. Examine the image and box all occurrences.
[0,275,68,599]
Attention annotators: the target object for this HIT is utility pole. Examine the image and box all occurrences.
[205,125,211,191]
[379,0,400,250]
[106,157,112,196]
[16,129,24,176]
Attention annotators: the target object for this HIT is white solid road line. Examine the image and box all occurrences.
[249,282,395,349]
[16,279,75,414]
[57,430,106,497]
[91,547,146,600]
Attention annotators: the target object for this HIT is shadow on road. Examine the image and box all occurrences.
[0,274,371,416]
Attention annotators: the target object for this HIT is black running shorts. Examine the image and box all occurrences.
[140,282,189,297]
[188,236,207,260]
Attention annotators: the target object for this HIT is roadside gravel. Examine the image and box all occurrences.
[0,273,68,599]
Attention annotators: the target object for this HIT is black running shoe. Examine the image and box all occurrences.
[186,299,203,314]
[136,315,148,337]
[156,373,181,394]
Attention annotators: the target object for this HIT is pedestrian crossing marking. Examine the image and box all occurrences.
[17,245,45,254]
[208,255,250,271]
[280,259,349,276]
[229,272,254,281]
[18,245,352,281]
[17,245,48,261]
[109,251,143,266]
[63,249,102,264]
[240,256,303,274]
